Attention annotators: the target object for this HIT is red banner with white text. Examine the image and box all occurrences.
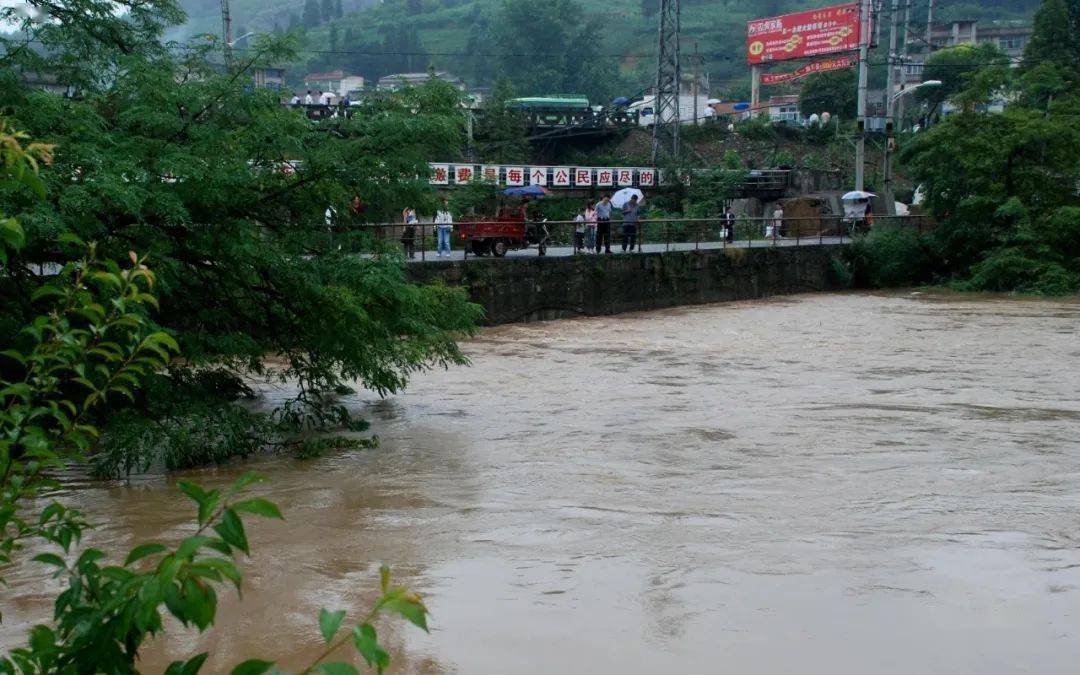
[761,55,858,85]
[747,2,862,65]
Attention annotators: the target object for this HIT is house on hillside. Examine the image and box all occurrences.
[303,70,365,96]
[377,71,467,92]
[768,95,803,124]
[19,71,75,96]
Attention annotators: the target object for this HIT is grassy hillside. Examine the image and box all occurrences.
[174,0,1041,96]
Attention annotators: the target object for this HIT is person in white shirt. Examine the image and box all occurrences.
[319,90,333,105]
[304,90,314,105]
[434,198,454,257]
[573,209,586,253]
[289,93,301,105]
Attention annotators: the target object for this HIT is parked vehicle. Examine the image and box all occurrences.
[457,206,551,257]
[628,94,714,127]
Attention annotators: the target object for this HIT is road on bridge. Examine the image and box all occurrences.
[406,236,847,263]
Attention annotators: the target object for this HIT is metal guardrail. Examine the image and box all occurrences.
[319,215,934,262]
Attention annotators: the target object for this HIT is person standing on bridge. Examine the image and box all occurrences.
[584,202,598,253]
[573,209,586,253]
[304,90,314,105]
[434,198,454,258]
[723,208,736,243]
[620,195,641,253]
[595,195,613,254]
[401,207,418,259]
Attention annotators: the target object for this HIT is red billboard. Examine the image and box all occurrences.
[761,55,857,85]
[747,2,862,65]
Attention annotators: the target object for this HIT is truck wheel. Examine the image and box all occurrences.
[471,239,489,256]
[491,240,508,257]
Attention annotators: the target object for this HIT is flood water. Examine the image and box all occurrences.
[3,293,1080,674]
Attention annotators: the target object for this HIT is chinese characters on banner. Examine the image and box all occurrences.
[746,2,861,65]
[505,167,525,186]
[428,164,663,187]
[429,164,449,185]
[760,55,856,85]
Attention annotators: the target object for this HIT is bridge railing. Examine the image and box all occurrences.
[317,215,934,261]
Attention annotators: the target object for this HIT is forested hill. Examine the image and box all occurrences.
[174,0,1041,98]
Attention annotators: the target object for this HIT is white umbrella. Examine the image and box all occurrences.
[706,98,722,105]
[611,187,645,209]
[842,190,876,201]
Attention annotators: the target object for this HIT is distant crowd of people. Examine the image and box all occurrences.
[288,90,353,107]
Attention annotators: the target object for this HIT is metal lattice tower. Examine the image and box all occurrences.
[651,0,681,163]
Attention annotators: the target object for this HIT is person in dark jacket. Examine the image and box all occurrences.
[620,195,641,252]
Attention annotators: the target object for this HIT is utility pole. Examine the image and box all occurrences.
[854,0,873,191]
[652,0,681,163]
[873,0,883,45]
[220,0,233,63]
[692,42,701,126]
[926,0,935,46]
[883,0,900,213]
[896,0,912,130]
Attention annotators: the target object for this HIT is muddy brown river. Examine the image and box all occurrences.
[3,293,1080,673]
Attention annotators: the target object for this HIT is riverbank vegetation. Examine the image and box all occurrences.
[849,0,1080,296]
[1,0,482,476]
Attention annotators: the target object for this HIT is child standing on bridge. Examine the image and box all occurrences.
[584,202,597,253]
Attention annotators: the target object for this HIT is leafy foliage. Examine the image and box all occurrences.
[2,6,481,471]
[0,122,428,673]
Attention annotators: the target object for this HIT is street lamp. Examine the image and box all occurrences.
[883,79,941,214]
[228,32,256,47]
[891,79,942,104]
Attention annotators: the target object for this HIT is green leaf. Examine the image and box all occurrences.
[32,553,66,569]
[165,653,209,675]
[315,664,360,675]
[379,565,390,594]
[176,535,214,560]
[125,543,168,566]
[352,624,390,673]
[230,471,266,493]
[232,497,284,520]
[319,608,346,644]
[229,660,274,675]
[380,591,429,632]
[212,508,249,555]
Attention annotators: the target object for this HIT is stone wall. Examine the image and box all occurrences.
[408,245,844,325]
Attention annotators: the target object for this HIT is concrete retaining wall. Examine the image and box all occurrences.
[408,245,844,325]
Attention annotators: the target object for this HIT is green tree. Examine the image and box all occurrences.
[800,68,857,119]
[491,0,622,101]
[475,78,530,163]
[303,0,322,28]
[918,43,1006,114]
[900,109,1080,292]
[1022,0,1079,73]
[2,7,479,471]
[321,0,335,25]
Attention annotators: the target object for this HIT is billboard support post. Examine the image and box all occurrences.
[855,0,873,192]
[750,66,761,118]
